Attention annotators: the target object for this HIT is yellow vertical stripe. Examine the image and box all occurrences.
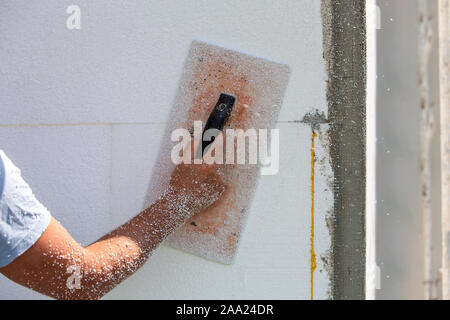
[310,130,317,300]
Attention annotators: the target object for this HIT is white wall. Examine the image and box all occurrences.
[0,0,332,299]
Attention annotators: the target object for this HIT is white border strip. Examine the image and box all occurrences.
[438,0,450,301]
[365,0,378,300]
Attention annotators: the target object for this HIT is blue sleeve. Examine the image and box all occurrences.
[0,150,51,268]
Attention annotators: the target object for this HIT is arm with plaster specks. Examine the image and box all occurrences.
[0,140,225,300]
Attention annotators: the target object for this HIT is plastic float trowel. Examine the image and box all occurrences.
[144,41,290,264]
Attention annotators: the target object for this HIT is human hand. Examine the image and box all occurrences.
[167,133,225,218]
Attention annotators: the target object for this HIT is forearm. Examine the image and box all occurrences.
[70,140,223,298]
[82,191,199,298]
[0,191,202,300]
[0,145,224,299]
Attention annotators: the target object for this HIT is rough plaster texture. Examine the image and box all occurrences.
[0,0,332,299]
[322,0,367,299]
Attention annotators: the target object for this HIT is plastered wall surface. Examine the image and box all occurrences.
[0,1,332,299]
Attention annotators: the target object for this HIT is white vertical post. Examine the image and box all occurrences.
[365,0,378,300]
[418,0,436,300]
[439,0,450,301]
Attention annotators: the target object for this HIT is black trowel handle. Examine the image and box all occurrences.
[201,93,235,156]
